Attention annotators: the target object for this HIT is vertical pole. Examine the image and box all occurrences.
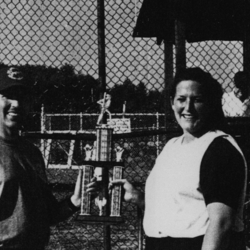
[97,0,107,95]
[243,0,250,93]
[95,127,111,250]
[40,104,45,156]
[97,0,108,126]
[164,40,173,129]
[80,112,83,156]
[137,207,144,250]
[69,115,71,131]
[80,112,83,132]
[156,112,160,155]
[97,0,110,247]
[175,19,186,74]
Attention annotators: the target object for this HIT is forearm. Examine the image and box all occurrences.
[202,221,231,250]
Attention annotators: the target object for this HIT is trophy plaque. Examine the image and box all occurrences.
[80,165,93,215]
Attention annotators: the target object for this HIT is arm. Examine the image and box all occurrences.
[45,170,98,225]
[202,202,235,250]
[33,142,99,224]
[110,179,145,210]
[71,169,98,207]
[200,138,246,250]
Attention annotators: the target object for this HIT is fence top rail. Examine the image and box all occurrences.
[23,129,178,140]
[41,113,165,116]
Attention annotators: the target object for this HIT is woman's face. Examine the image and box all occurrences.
[171,80,211,137]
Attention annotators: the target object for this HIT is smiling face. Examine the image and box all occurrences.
[0,87,28,139]
[171,80,211,140]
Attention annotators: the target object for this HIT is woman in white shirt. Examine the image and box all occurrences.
[111,68,247,250]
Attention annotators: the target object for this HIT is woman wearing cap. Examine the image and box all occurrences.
[111,68,247,250]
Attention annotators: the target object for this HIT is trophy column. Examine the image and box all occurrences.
[110,146,124,217]
[80,165,93,215]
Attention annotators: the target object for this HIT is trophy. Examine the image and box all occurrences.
[77,93,124,224]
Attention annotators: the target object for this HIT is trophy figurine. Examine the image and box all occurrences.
[96,93,112,126]
[84,144,93,161]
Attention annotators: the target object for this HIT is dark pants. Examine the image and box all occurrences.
[145,236,204,250]
[145,232,246,250]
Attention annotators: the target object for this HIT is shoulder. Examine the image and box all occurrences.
[159,136,181,150]
[201,136,245,179]
[160,136,182,151]
[205,136,242,159]
[166,136,182,145]
[155,136,181,163]
[18,138,47,180]
[19,138,41,152]
[17,138,45,164]
[200,136,245,209]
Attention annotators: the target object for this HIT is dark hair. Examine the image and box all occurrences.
[170,67,226,130]
[234,71,248,89]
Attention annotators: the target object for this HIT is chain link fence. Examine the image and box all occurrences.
[1,0,250,249]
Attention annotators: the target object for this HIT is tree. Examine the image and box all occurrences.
[110,78,165,113]
[19,64,100,113]
[1,62,166,114]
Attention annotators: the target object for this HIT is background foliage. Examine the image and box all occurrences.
[0,63,166,114]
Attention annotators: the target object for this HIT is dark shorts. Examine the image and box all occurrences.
[145,232,246,250]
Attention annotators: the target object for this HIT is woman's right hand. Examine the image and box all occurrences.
[110,179,145,210]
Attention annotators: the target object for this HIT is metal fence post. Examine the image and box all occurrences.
[164,40,173,129]
[243,0,250,87]
[156,112,160,155]
[40,104,45,156]
[97,0,107,95]
[97,0,111,249]
[175,19,186,74]
[138,207,144,250]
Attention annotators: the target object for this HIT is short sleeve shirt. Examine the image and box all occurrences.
[200,137,245,210]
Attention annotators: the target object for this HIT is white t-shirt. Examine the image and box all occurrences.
[143,131,246,238]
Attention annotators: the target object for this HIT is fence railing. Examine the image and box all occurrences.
[37,111,167,169]
[40,110,166,133]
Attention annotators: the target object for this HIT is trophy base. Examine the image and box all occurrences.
[75,214,124,224]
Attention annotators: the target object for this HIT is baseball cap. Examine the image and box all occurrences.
[0,67,26,92]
